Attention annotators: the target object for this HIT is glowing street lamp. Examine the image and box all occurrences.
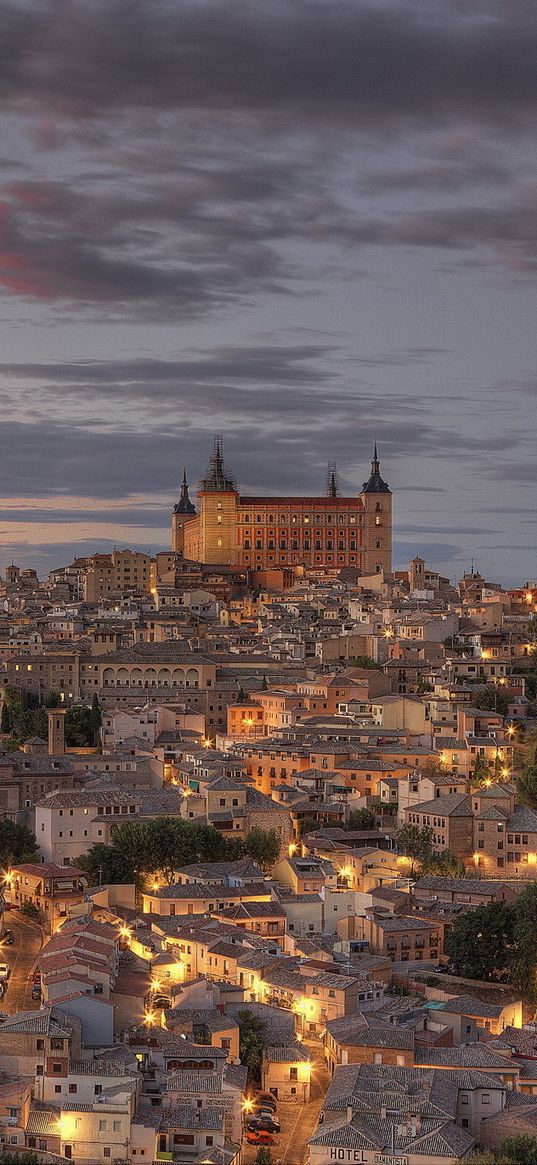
[143,1009,156,1027]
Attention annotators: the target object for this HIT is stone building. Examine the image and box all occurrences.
[172,437,393,575]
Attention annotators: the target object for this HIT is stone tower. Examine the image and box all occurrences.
[359,445,392,575]
[48,708,66,756]
[190,438,239,565]
[409,556,426,592]
[171,469,196,554]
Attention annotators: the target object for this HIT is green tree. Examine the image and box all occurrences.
[20,901,43,921]
[473,685,510,717]
[496,1136,537,1165]
[445,902,514,982]
[255,1148,273,1165]
[396,823,435,876]
[65,705,96,747]
[517,763,537,809]
[349,656,383,671]
[0,1153,40,1164]
[347,808,377,831]
[0,703,11,734]
[237,1009,268,1084]
[0,820,39,866]
[510,883,537,997]
[244,827,281,871]
[261,675,268,691]
[472,753,492,784]
[465,1151,501,1165]
[422,849,466,878]
[90,693,102,745]
[77,842,137,886]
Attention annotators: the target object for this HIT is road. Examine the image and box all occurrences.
[242,1040,331,1165]
[1,912,44,1014]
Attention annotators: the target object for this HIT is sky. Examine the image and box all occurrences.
[0,0,536,584]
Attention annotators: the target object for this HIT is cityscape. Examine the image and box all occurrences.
[0,440,535,1165]
[1,3,537,1165]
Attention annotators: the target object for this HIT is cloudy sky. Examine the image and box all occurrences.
[0,0,536,583]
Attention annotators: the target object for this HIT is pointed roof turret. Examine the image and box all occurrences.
[362,445,391,494]
[199,436,237,492]
[173,467,196,515]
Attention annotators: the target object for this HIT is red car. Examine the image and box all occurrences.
[246,1130,275,1146]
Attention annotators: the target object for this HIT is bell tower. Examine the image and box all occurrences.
[359,445,392,575]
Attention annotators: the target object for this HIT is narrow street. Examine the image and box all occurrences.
[1,912,44,1014]
[242,1039,330,1165]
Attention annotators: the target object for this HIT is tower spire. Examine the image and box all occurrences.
[199,435,237,492]
[173,466,196,516]
[326,461,339,498]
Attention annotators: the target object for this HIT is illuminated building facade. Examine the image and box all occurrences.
[172,438,392,574]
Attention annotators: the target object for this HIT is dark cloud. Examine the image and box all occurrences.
[2,2,537,128]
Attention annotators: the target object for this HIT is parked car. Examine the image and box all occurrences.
[151,994,171,1009]
[248,1116,281,1134]
[253,1098,277,1114]
[255,1091,277,1109]
[0,964,10,981]
[31,984,41,1001]
[246,1130,275,1146]
[2,931,14,946]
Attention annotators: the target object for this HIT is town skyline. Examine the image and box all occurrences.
[0,1,536,583]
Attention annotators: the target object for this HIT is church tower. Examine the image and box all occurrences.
[171,469,196,553]
[359,445,392,575]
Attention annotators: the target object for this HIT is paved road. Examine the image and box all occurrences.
[242,1040,331,1165]
[1,912,44,1014]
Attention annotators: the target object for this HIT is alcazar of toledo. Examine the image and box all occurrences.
[171,438,392,576]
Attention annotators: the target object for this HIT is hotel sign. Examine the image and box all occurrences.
[327,1153,409,1165]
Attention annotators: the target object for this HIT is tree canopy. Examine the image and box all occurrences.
[445,902,514,982]
[468,1137,537,1165]
[396,823,435,876]
[0,820,39,867]
[472,684,510,717]
[78,817,247,887]
[244,827,281,871]
[347,808,377,831]
[237,1009,268,1084]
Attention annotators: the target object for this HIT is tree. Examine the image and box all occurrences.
[0,703,11,734]
[65,705,96,747]
[20,901,43,922]
[473,685,510,717]
[396,823,435,876]
[237,1009,268,1084]
[261,675,268,691]
[472,753,492,784]
[349,656,383,671]
[255,1148,273,1165]
[244,827,281,871]
[445,902,514,982]
[517,763,537,810]
[465,1151,501,1165]
[77,842,137,886]
[0,820,39,866]
[422,849,466,878]
[496,1136,537,1165]
[510,883,537,997]
[78,818,245,888]
[90,693,102,745]
[347,808,377,831]
[0,1153,40,1164]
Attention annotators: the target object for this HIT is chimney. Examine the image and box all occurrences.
[48,708,66,756]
